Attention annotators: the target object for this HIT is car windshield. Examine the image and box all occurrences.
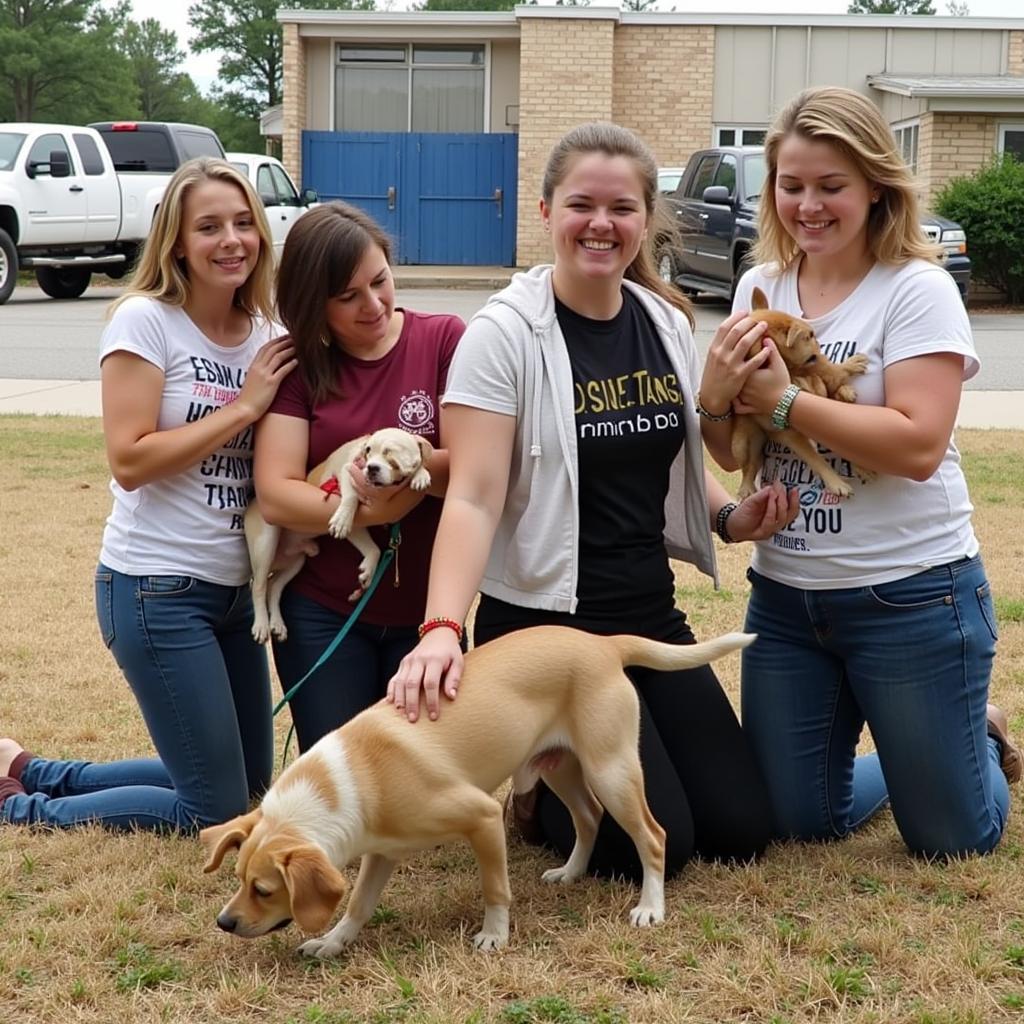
[658,169,683,194]
[229,162,248,176]
[742,152,767,202]
[0,132,27,171]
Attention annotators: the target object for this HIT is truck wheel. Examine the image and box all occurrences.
[36,265,92,299]
[731,252,754,301]
[0,228,17,305]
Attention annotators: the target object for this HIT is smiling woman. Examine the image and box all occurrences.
[0,157,299,835]
[387,121,798,884]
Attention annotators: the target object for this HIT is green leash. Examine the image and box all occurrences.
[272,523,401,767]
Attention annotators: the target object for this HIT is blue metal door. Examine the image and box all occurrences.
[301,131,517,266]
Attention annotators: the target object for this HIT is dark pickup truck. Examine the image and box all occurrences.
[659,145,971,303]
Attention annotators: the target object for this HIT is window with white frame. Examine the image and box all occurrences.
[893,120,919,174]
[999,123,1024,162]
[334,43,485,133]
[715,126,766,147]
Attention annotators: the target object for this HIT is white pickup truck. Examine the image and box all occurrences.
[0,121,224,304]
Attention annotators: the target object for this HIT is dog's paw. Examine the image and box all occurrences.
[269,617,288,642]
[357,556,379,590]
[410,468,431,492]
[327,508,355,540]
[628,903,665,928]
[472,929,508,952]
[297,934,351,959]
[844,353,869,375]
[824,479,854,498]
[541,865,583,886]
[251,619,271,645]
[834,385,858,404]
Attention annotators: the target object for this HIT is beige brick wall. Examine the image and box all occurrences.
[1009,30,1024,75]
[516,17,616,266]
[921,113,998,205]
[281,23,307,186]
[612,25,714,169]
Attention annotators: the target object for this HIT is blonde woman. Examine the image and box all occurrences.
[699,86,1020,857]
[0,158,295,832]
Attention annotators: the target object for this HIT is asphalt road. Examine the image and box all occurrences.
[2,285,1021,390]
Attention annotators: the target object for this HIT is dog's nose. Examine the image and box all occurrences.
[216,912,238,933]
[366,463,381,480]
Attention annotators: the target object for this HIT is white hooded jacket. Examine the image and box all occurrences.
[442,264,718,613]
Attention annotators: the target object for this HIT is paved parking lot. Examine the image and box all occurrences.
[1,284,1021,425]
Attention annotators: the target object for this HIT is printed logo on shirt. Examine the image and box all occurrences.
[573,370,683,439]
[183,355,254,531]
[398,390,436,435]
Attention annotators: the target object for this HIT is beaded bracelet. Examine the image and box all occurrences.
[695,392,734,422]
[770,384,801,431]
[418,617,463,643]
[716,502,739,544]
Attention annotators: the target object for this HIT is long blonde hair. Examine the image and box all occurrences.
[756,86,941,270]
[110,157,275,321]
[542,122,693,327]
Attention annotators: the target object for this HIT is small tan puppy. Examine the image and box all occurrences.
[200,626,755,955]
[731,287,873,499]
[246,427,432,643]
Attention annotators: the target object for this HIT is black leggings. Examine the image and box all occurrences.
[473,597,772,882]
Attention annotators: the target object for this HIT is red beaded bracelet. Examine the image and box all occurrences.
[418,617,463,642]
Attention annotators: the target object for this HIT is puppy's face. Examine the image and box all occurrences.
[200,811,348,938]
[360,427,429,487]
[748,286,823,375]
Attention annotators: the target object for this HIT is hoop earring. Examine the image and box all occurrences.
[320,334,331,348]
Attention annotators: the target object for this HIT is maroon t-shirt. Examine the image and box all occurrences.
[268,309,464,625]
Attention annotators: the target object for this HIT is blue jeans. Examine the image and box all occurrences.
[741,555,1008,857]
[1,565,272,832]
[271,589,420,754]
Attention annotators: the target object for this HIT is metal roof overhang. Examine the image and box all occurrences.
[868,74,1024,114]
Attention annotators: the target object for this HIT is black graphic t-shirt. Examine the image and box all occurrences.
[556,290,686,621]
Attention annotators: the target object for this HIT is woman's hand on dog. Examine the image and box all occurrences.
[727,480,800,541]
[699,311,771,413]
[388,630,463,723]
[733,340,792,416]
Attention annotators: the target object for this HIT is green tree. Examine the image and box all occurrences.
[0,0,137,122]
[188,0,375,130]
[847,0,936,12]
[414,0,519,8]
[935,155,1024,303]
[120,18,199,122]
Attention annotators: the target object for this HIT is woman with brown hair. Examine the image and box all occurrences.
[253,201,464,753]
[387,122,796,881]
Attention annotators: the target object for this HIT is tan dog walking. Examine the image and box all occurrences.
[201,625,755,955]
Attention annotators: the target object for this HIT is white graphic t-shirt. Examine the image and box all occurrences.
[734,258,980,590]
[98,296,281,586]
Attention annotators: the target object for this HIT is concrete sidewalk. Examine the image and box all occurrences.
[0,376,1020,428]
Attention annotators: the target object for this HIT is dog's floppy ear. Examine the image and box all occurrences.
[785,323,814,352]
[415,434,434,466]
[274,844,348,933]
[751,286,769,311]
[199,809,261,873]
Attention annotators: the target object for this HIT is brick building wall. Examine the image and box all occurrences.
[516,15,616,266]
[924,113,998,203]
[281,23,307,186]
[611,25,714,169]
[1010,30,1024,75]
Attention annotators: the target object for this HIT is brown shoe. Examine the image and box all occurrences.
[987,704,1022,785]
[503,783,546,846]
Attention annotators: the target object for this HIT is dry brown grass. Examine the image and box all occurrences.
[1,415,1023,1024]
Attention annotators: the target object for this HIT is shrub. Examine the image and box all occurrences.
[934,154,1024,304]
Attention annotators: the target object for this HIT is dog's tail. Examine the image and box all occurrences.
[608,631,755,673]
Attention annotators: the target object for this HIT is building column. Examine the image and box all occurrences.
[281,22,307,187]
[515,10,618,267]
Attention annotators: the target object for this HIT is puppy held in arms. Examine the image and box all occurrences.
[246,427,432,643]
[731,286,875,500]
[200,626,756,956]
